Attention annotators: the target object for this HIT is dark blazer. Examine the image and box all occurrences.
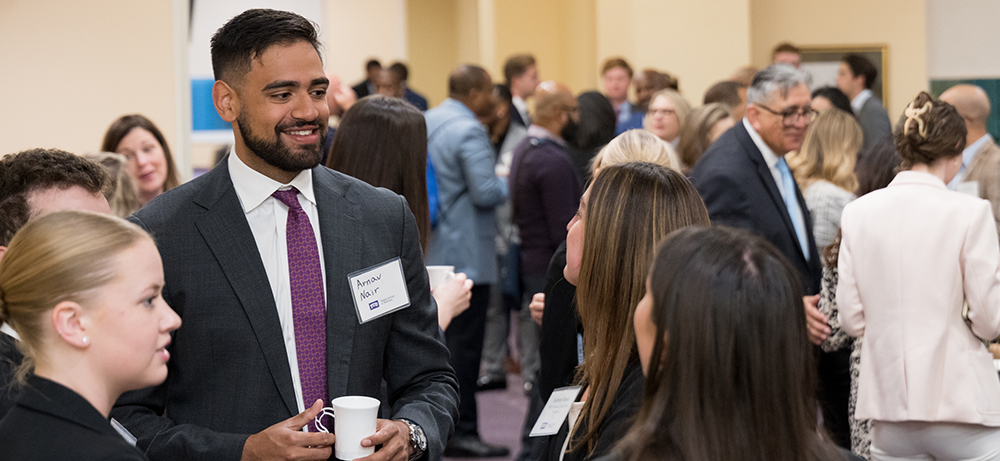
[542,359,644,461]
[0,331,23,418]
[857,96,893,151]
[352,80,372,98]
[510,102,528,128]
[537,242,581,402]
[112,159,458,460]
[0,375,146,460]
[690,122,822,294]
[404,88,429,112]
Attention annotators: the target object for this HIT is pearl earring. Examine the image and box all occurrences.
[81,336,89,345]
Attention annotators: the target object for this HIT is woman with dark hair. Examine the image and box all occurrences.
[812,86,854,115]
[566,91,617,181]
[326,95,471,330]
[614,226,848,461]
[101,114,181,206]
[817,135,901,459]
[541,161,710,461]
[839,92,1000,458]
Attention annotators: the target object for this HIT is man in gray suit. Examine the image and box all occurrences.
[836,54,892,150]
[112,9,457,461]
[941,84,1000,236]
[425,65,510,457]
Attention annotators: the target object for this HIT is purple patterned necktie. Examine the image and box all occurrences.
[272,188,327,432]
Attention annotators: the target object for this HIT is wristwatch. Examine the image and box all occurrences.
[400,419,426,461]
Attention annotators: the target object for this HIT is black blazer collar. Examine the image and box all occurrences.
[18,375,120,438]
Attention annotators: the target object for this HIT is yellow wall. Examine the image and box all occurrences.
[325,0,408,84]
[0,0,184,167]
[750,0,926,119]
[408,0,461,107]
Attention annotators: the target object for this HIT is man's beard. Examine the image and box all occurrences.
[237,108,327,173]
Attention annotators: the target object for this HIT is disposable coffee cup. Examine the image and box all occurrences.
[331,395,380,460]
[427,265,455,290]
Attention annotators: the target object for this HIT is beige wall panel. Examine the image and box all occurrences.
[325,0,408,85]
[408,0,461,107]
[0,0,180,162]
[926,0,1000,79]
[750,0,926,119]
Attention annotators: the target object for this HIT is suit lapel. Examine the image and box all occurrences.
[313,167,362,399]
[735,124,809,262]
[193,162,298,417]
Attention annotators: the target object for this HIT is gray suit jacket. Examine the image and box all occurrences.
[112,160,458,460]
[857,96,893,151]
[425,98,508,284]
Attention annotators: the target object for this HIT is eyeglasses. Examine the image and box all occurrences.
[649,108,676,117]
[755,103,818,126]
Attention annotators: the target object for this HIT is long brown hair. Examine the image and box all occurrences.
[326,96,430,252]
[100,114,181,192]
[616,226,845,461]
[573,162,710,454]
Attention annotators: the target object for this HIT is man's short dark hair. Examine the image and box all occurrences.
[366,59,382,72]
[811,86,854,115]
[388,62,409,81]
[210,8,322,86]
[771,42,801,59]
[601,57,633,78]
[704,81,745,108]
[448,65,490,97]
[0,148,110,246]
[503,54,536,84]
[842,54,878,89]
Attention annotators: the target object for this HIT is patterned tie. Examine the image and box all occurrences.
[272,188,327,431]
[776,157,810,261]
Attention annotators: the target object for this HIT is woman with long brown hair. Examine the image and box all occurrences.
[613,226,849,461]
[101,114,181,206]
[541,161,710,461]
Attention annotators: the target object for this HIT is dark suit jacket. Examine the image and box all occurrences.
[690,122,822,294]
[112,159,458,460]
[352,80,372,98]
[537,242,581,402]
[404,88,429,112]
[0,375,146,460]
[0,331,23,418]
[510,102,528,128]
[857,96,893,151]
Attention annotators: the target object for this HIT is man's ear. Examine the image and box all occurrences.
[746,104,761,131]
[213,80,239,123]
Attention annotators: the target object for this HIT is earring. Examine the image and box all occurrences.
[81,336,89,345]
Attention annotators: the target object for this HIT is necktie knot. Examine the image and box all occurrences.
[272,188,301,209]
[776,157,791,176]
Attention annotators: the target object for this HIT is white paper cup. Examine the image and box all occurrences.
[332,395,380,460]
[427,265,455,290]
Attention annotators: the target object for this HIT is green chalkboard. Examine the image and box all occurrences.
[930,79,1000,142]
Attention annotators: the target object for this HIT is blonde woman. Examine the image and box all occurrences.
[788,109,862,253]
[85,152,143,218]
[676,103,735,173]
[643,89,691,166]
[0,211,182,460]
[590,129,674,173]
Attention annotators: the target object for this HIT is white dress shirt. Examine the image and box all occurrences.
[851,89,873,115]
[228,150,327,415]
[742,118,808,241]
[512,96,530,125]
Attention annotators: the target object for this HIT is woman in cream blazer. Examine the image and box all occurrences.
[838,92,1000,460]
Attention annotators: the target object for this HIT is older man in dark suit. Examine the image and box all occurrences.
[690,64,850,448]
[112,9,457,461]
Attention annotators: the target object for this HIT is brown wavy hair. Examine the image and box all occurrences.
[100,114,181,193]
[894,91,966,169]
[788,108,861,192]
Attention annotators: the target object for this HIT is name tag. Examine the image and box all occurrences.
[347,258,411,324]
[529,386,582,437]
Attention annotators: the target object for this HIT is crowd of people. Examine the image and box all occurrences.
[1,8,1000,461]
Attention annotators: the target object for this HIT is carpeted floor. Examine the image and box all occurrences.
[444,373,529,461]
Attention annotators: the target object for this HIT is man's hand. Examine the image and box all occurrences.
[358,419,413,461]
[432,273,473,331]
[803,294,829,345]
[529,292,545,326]
[241,399,335,461]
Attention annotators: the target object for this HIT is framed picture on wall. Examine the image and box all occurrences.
[798,44,888,109]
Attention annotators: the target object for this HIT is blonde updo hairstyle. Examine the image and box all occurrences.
[894,91,967,169]
[590,129,674,175]
[0,211,150,381]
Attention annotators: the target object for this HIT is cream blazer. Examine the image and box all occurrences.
[838,170,1000,425]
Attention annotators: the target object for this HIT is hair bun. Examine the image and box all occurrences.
[894,91,966,168]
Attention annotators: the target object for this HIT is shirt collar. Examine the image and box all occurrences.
[512,96,528,115]
[743,117,780,170]
[851,89,873,114]
[227,148,317,214]
[527,124,567,146]
[0,322,19,341]
[963,133,992,167]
